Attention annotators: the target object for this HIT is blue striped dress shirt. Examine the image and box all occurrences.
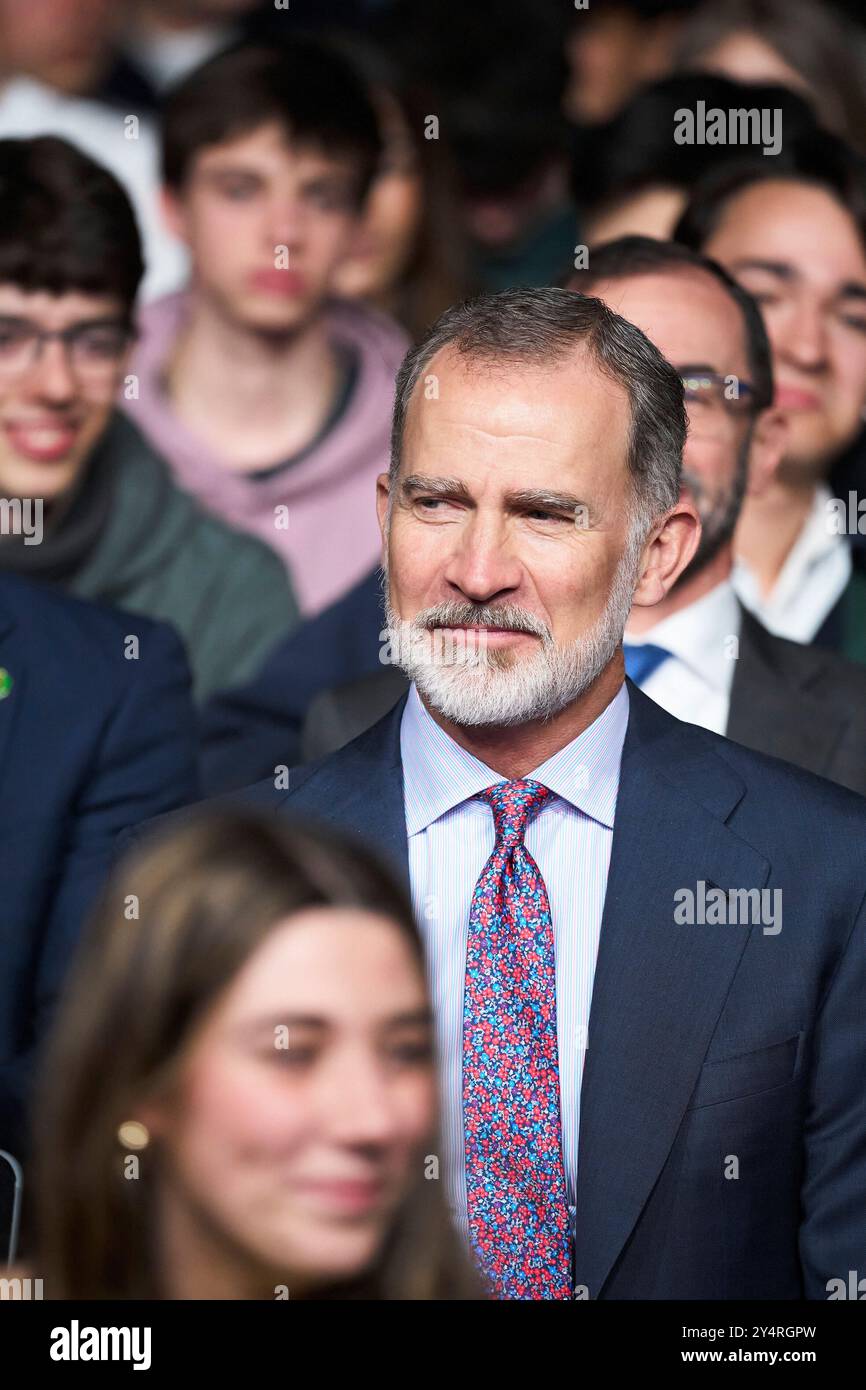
[400,680,630,1254]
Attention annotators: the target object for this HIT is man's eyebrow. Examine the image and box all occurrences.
[201,163,261,179]
[728,259,795,282]
[728,259,866,302]
[676,362,722,376]
[506,488,591,513]
[400,474,474,501]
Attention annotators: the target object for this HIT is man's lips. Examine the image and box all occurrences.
[432,624,538,646]
[248,269,306,296]
[775,385,822,411]
[3,420,80,462]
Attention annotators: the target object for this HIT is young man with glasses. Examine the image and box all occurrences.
[0,135,299,700]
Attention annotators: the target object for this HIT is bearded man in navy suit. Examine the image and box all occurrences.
[206,287,866,1299]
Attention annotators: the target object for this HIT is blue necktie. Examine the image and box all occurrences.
[623,642,671,686]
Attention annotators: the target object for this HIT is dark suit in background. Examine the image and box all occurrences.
[0,575,199,1156]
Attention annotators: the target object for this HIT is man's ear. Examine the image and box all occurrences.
[376,471,391,563]
[745,406,787,498]
[160,186,190,245]
[630,497,701,610]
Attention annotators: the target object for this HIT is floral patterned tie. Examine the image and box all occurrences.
[462,778,572,1299]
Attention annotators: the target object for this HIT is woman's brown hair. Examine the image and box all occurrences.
[32,808,481,1300]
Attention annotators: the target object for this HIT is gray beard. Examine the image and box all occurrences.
[382,540,642,728]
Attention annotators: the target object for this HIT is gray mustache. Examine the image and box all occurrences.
[413,602,551,640]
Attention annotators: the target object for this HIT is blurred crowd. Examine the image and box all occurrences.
[1,0,866,1302]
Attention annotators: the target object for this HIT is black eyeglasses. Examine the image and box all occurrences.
[678,369,758,439]
[0,316,136,380]
[680,369,757,409]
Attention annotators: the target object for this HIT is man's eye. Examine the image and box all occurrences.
[840,313,866,334]
[219,179,258,200]
[526,509,567,523]
[271,1046,316,1067]
[746,291,781,309]
[0,327,28,349]
[77,330,127,358]
[306,185,353,211]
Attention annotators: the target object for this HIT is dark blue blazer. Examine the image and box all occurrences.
[0,575,199,1153]
[239,681,866,1300]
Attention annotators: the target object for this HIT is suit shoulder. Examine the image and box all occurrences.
[0,573,183,658]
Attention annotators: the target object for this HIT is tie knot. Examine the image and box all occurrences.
[479,778,552,846]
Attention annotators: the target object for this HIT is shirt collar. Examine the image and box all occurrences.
[625,578,741,695]
[733,483,851,615]
[400,680,629,836]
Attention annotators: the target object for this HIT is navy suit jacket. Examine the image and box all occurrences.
[0,575,199,1154]
[231,681,866,1299]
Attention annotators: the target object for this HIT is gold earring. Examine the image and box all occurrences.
[117,1120,150,1150]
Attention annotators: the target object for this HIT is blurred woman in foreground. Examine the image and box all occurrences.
[29,810,479,1299]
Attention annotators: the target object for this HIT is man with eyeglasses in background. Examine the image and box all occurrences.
[0,135,299,701]
[567,235,866,791]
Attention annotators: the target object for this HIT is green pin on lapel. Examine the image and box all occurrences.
[0,668,12,700]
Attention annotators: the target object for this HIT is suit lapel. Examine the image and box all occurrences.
[727,608,843,773]
[279,696,410,888]
[573,685,770,1297]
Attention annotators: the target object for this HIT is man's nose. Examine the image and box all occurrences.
[780,304,829,372]
[30,338,77,403]
[443,513,523,602]
[269,198,306,251]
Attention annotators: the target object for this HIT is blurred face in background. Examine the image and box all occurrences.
[0,0,115,94]
[150,906,435,1296]
[165,122,364,335]
[704,179,866,482]
[589,266,780,583]
[585,185,687,247]
[333,92,423,306]
[564,5,683,124]
[0,284,130,503]
[685,31,814,103]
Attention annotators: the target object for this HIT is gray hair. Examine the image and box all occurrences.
[389,286,686,534]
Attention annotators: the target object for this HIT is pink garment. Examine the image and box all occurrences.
[124,292,409,616]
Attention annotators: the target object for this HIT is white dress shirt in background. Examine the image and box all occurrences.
[732,483,851,643]
[624,578,741,735]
